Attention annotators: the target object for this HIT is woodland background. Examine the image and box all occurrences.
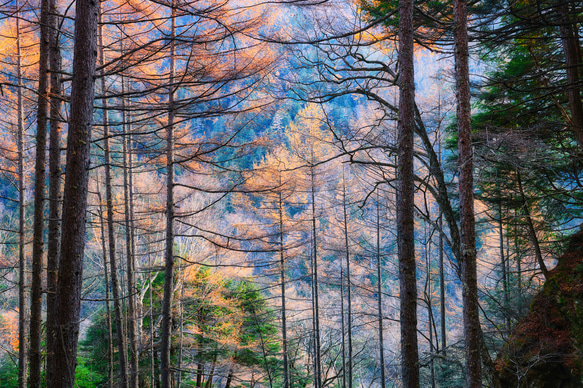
[0,0,582,387]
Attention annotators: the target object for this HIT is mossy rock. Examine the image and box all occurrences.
[495,229,583,387]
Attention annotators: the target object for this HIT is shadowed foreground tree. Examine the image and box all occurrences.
[47,0,99,385]
[397,0,420,385]
[454,0,482,385]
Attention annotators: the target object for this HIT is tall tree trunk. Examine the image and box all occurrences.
[341,172,352,388]
[424,233,436,388]
[45,0,63,382]
[454,0,482,385]
[397,0,419,384]
[376,197,386,388]
[558,1,583,149]
[310,166,322,388]
[160,4,176,386]
[99,10,129,385]
[340,266,346,388]
[28,0,52,381]
[98,187,115,387]
[278,189,289,388]
[122,74,139,388]
[15,5,28,385]
[49,0,99,384]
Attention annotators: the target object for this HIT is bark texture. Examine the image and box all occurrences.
[453,0,482,385]
[397,0,419,385]
[28,0,51,382]
[49,0,98,385]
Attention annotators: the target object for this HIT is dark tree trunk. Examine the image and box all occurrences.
[48,0,99,384]
[516,170,549,279]
[499,204,510,329]
[558,2,583,149]
[160,5,176,386]
[438,213,446,353]
[454,0,482,385]
[397,0,419,384]
[28,0,52,381]
[97,188,115,386]
[45,0,63,382]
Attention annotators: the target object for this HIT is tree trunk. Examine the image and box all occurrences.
[558,1,583,149]
[99,11,129,385]
[160,4,176,386]
[121,74,139,388]
[45,0,63,382]
[516,169,549,279]
[397,0,419,384]
[97,187,115,387]
[28,0,52,381]
[376,197,386,388]
[15,6,28,385]
[342,172,353,388]
[278,189,289,388]
[499,204,510,329]
[453,0,482,384]
[49,0,99,384]
[438,212,446,354]
[340,266,346,388]
[310,166,322,388]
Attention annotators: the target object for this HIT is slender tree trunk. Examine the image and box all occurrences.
[424,235,436,388]
[15,6,28,384]
[341,172,352,388]
[340,266,346,388]
[177,264,184,388]
[278,189,289,388]
[122,75,139,388]
[29,0,52,380]
[439,213,446,354]
[436,92,447,356]
[99,10,129,385]
[516,170,549,279]
[225,370,233,388]
[49,0,99,384]
[397,0,419,383]
[310,166,322,388]
[454,0,482,384]
[499,203,510,329]
[97,188,115,387]
[160,5,176,386]
[149,251,155,388]
[376,197,386,388]
[45,0,63,381]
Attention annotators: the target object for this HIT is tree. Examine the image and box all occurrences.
[48,0,99,385]
[453,0,482,385]
[397,0,420,385]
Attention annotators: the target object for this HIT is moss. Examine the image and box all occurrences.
[495,229,583,387]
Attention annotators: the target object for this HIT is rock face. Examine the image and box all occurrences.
[495,230,583,387]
